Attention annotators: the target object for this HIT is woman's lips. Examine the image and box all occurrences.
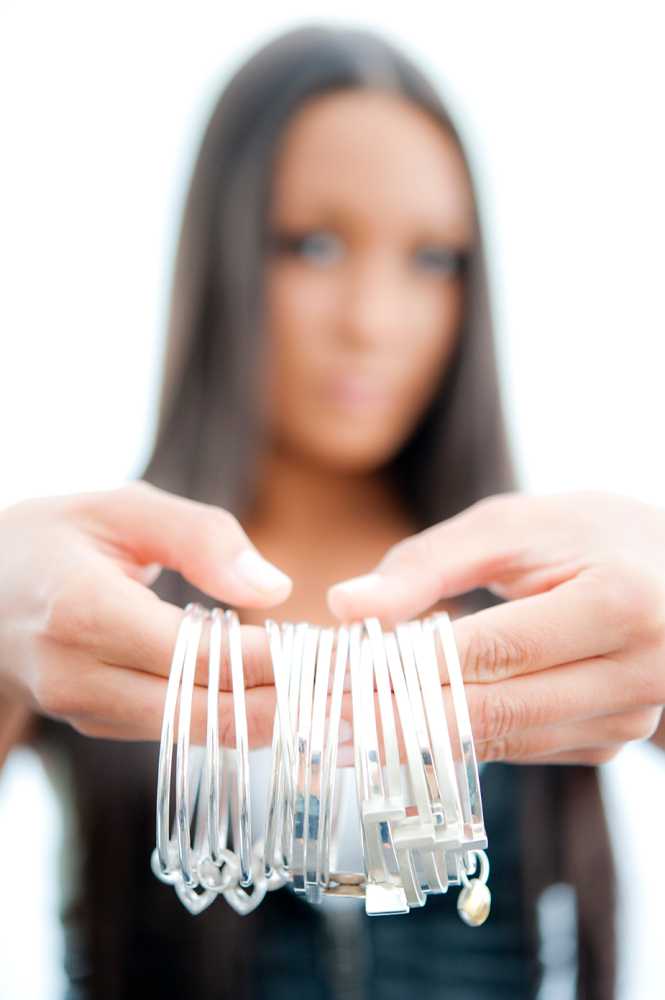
[323,375,393,409]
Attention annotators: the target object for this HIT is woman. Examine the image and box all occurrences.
[0,23,623,999]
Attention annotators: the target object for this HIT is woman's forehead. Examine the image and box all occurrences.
[269,89,475,242]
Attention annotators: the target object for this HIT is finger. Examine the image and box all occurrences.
[326,492,649,624]
[447,569,629,684]
[45,575,275,688]
[327,493,534,622]
[519,747,621,765]
[339,647,659,759]
[475,707,661,763]
[464,647,663,743]
[59,661,277,747]
[71,480,292,606]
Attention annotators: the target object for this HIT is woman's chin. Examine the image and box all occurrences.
[299,436,404,474]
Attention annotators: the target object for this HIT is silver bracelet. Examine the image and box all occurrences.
[152,605,491,925]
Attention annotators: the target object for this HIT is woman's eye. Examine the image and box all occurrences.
[413,245,468,276]
[272,229,344,264]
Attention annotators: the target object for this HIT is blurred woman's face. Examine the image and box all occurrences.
[263,88,474,472]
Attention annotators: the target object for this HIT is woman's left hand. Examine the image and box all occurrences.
[328,490,665,764]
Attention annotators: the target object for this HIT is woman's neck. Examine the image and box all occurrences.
[246,447,410,539]
[240,447,416,623]
[238,446,467,626]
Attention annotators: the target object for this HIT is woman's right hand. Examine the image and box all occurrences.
[0,480,291,746]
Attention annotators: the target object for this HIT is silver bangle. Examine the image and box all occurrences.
[152,602,223,914]
[394,621,453,891]
[152,605,491,924]
[365,618,424,907]
[304,628,333,902]
[382,630,430,908]
[319,625,349,886]
[352,624,408,915]
[291,624,319,894]
[262,618,293,885]
[153,602,202,883]
[429,612,486,849]
[198,608,239,895]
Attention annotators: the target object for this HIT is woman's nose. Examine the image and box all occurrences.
[338,256,406,351]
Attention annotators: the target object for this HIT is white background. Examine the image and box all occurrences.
[1,3,664,998]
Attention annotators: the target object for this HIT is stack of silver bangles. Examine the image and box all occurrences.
[151,603,491,926]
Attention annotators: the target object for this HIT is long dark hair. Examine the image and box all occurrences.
[141,23,514,526]
[40,24,616,999]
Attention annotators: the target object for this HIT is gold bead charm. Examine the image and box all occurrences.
[457,877,491,926]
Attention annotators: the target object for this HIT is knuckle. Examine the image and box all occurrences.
[472,689,525,742]
[245,698,274,747]
[477,732,528,763]
[636,650,665,705]
[635,709,661,741]
[35,673,80,719]
[217,705,237,749]
[43,585,77,645]
[476,738,504,763]
[205,507,244,548]
[82,480,149,515]
[381,533,426,571]
[69,479,159,525]
[69,715,102,738]
[472,493,508,515]
[594,558,665,644]
[586,746,621,765]
[614,707,663,742]
[213,506,241,534]
[119,479,153,501]
[643,707,665,740]
[471,491,523,526]
[215,647,232,691]
[463,627,536,682]
[642,705,664,740]
[129,478,153,494]
[607,712,640,744]
[44,577,103,649]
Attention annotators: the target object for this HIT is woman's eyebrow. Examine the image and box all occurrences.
[269,214,471,242]
[268,198,474,244]
[398,203,474,241]
[409,226,472,245]
[267,205,349,229]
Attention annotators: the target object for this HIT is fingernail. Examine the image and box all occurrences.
[336,745,355,768]
[330,572,383,598]
[233,549,291,594]
[338,720,353,742]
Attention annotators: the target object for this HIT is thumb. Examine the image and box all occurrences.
[327,494,524,624]
[76,479,292,607]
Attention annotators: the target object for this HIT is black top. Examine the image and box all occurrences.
[51,727,544,999]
